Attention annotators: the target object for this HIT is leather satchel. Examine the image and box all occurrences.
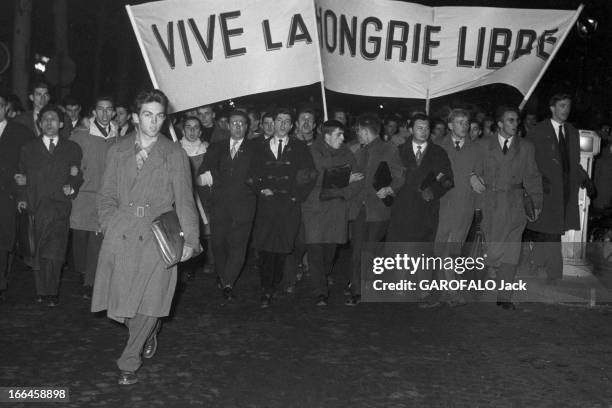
[373,161,393,207]
[151,210,184,268]
[16,210,36,259]
[322,164,351,189]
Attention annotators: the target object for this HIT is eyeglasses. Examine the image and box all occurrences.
[230,121,246,127]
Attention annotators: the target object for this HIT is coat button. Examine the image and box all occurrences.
[122,235,126,239]
[139,236,143,241]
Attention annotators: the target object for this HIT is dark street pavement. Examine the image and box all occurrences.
[2,258,612,408]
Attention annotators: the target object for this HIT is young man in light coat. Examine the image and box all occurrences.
[92,90,198,385]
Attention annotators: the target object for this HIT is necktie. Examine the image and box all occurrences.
[415,145,422,165]
[276,139,283,160]
[502,139,508,155]
[455,140,461,151]
[49,139,56,154]
[558,124,569,174]
[230,140,238,159]
[95,120,109,138]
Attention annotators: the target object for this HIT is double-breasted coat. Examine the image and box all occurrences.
[526,120,581,233]
[387,139,453,242]
[91,135,199,323]
[250,137,315,254]
[302,138,359,244]
[0,121,33,252]
[475,136,543,266]
[18,137,83,262]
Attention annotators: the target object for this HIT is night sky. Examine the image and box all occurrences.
[0,0,609,125]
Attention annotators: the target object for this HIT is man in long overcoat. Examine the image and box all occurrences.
[472,106,542,309]
[69,95,119,298]
[17,105,83,307]
[302,120,362,306]
[423,109,481,307]
[249,107,316,308]
[199,110,257,300]
[346,114,404,305]
[0,92,33,300]
[91,90,198,385]
[525,93,584,282]
[387,113,454,243]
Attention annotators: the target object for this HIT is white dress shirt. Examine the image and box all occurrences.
[550,119,565,142]
[42,135,59,151]
[498,134,513,150]
[0,120,7,139]
[412,141,428,156]
[270,136,288,159]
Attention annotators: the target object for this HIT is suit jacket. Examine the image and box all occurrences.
[199,138,257,224]
[18,137,83,261]
[0,121,34,251]
[526,120,581,234]
[348,138,405,222]
[387,139,453,242]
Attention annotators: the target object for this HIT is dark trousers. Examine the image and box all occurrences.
[34,258,62,296]
[117,314,159,372]
[211,217,252,287]
[349,206,388,296]
[0,250,8,291]
[308,243,337,297]
[496,263,518,302]
[72,229,104,286]
[525,229,563,280]
[284,221,306,287]
[260,251,287,294]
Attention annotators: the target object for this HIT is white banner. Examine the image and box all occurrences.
[127,0,322,113]
[316,0,581,100]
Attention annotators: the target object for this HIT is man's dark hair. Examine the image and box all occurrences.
[274,107,294,123]
[495,105,520,122]
[93,95,114,108]
[448,108,470,123]
[330,106,348,116]
[228,109,250,127]
[549,93,572,107]
[37,104,64,123]
[431,118,446,128]
[7,94,24,113]
[262,112,274,122]
[247,107,260,121]
[384,114,401,125]
[410,113,430,129]
[357,113,381,136]
[182,116,203,129]
[115,99,132,114]
[62,95,81,107]
[29,81,49,95]
[322,119,344,136]
[296,106,316,119]
[134,89,168,113]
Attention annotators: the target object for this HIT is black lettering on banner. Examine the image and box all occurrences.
[315,7,323,49]
[360,17,383,60]
[457,26,474,67]
[177,20,192,66]
[340,15,357,56]
[487,27,512,69]
[537,28,558,60]
[475,27,486,68]
[262,20,282,50]
[411,23,421,63]
[513,29,537,60]
[152,22,175,69]
[219,11,246,58]
[287,13,312,47]
[422,25,440,65]
[324,10,338,52]
[385,20,409,62]
[188,17,215,62]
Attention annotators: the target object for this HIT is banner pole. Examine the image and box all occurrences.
[126,5,177,142]
[425,89,431,116]
[320,81,328,121]
[519,4,584,111]
[309,0,328,121]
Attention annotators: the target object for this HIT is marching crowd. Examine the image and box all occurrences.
[0,81,606,384]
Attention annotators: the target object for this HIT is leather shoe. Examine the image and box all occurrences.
[47,296,59,307]
[497,301,516,310]
[143,322,160,359]
[315,295,328,307]
[118,370,138,385]
[222,286,235,301]
[34,295,44,303]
